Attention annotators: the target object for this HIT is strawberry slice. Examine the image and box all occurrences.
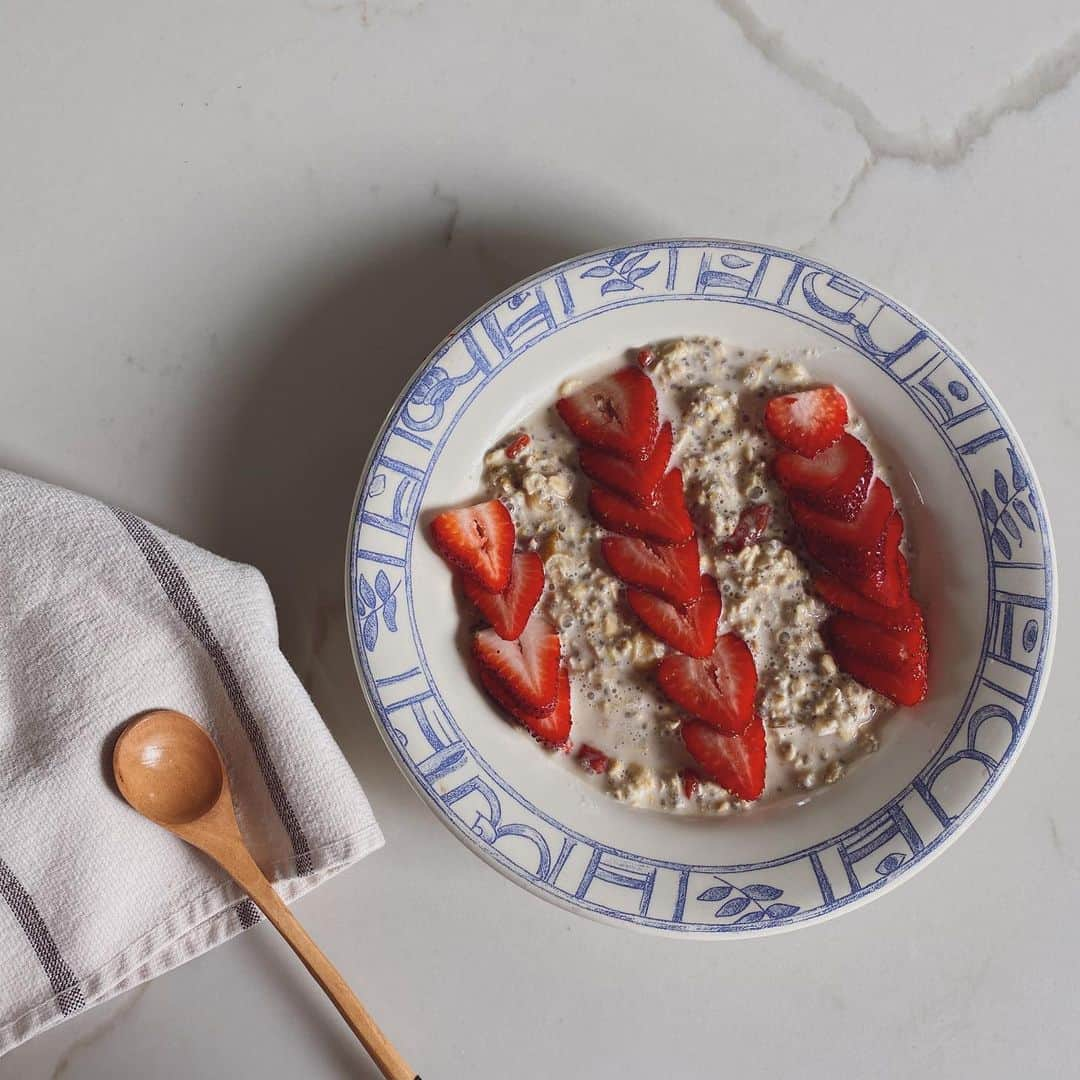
[681,713,767,801]
[601,536,702,606]
[657,632,757,734]
[764,386,849,457]
[897,552,911,593]
[720,504,772,553]
[790,480,905,606]
[825,611,927,673]
[481,664,572,746]
[579,422,673,507]
[505,432,530,459]
[463,551,545,640]
[555,368,659,461]
[577,743,610,774]
[825,616,928,706]
[472,616,561,716]
[588,469,695,545]
[773,434,873,520]
[679,768,701,800]
[430,500,514,592]
[869,511,906,608]
[626,574,721,658]
[827,646,927,706]
[812,567,919,630]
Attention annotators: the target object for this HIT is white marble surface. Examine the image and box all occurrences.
[2,2,1078,1076]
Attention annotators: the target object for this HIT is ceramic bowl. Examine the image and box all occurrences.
[346,239,1056,935]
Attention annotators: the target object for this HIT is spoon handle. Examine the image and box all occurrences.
[229,850,419,1080]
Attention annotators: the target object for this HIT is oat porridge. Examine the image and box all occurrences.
[430,337,929,816]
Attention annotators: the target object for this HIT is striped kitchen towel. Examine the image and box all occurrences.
[0,469,383,1055]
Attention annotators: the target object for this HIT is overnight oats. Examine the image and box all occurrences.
[430,338,929,816]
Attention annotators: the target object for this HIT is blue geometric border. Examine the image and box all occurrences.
[346,239,1057,935]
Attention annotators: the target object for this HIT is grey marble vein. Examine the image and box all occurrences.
[716,0,1080,244]
[48,986,149,1080]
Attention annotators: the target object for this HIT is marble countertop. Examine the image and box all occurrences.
[2,2,1078,1076]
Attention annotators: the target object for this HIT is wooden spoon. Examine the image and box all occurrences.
[113,709,418,1080]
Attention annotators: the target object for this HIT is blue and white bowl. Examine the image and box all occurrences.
[346,239,1056,936]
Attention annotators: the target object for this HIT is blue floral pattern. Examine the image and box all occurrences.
[696,878,800,924]
[580,249,660,295]
[355,570,399,651]
[978,448,1038,560]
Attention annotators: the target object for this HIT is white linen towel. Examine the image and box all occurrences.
[0,469,383,1055]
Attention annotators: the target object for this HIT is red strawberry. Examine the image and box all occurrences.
[872,511,906,606]
[681,714,767,801]
[898,552,911,593]
[589,469,695,545]
[764,385,849,457]
[720,504,772,553]
[812,568,920,630]
[472,616,561,716]
[773,434,873,520]
[482,665,572,746]
[505,433,530,459]
[463,551,545,640]
[555,368,659,461]
[790,478,895,555]
[825,615,928,706]
[430,500,514,592]
[635,347,658,370]
[579,422,673,507]
[626,574,721,658]
[578,743,610,774]
[601,536,702,606]
[790,480,905,606]
[657,633,757,734]
[680,768,701,800]
[828,647,927,706]
[825,611,927,673]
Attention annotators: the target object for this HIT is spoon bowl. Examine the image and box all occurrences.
[114,710,225,826]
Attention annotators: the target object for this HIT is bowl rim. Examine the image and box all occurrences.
[344,237,1058,936]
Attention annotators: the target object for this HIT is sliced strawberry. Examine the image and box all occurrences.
[825,611,927,673]
[829,647,927,706]
[472,616,561,716]
[790,480,905,606]
[764,385,848,457]
[589,469,695,545]
[430,500,514,592]
[635,346,658,370]
[870,511,906,608]
[720,504,772,553]
[463,551,545,640]
[680,768,701,800]
[681,714,767,801]
[790,478,895,554]
[773,434,872,520]
[481,665,572,746]
[505,432,530,459]
[601,536,702,606]
[579,422,672,507]
[555,368,659,461]
[812,568,919,630]
[657,633,757,734]
[626,574,721,658]
[825,618,928,707]
[578,743,610,774]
